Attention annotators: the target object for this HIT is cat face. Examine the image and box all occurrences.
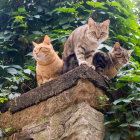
[32,35,52,62]
[87,18,110,43]
[111,42,133,66]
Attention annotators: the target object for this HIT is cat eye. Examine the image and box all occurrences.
[41,48,49,52]
[101,32,104,35]
[93,31,96,35]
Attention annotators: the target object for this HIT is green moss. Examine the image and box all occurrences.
[35,116,50,125]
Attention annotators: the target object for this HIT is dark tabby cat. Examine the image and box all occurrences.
[64,42,133,80]
[93,42,133,79]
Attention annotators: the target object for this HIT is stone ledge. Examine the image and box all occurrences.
[0,64,108,114]
[0,79,107,134]
[4,102,105,140]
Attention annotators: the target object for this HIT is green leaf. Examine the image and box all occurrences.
[110,133,121,140]
[130,123,140,128]
[117,35,128,41]
[115,82,126,88]
[34,15,40,18]
[122,97,134,103]
[13,11,18,15]
[7,68,18,75]
[14,16,25,20]
[62,24,70,29]
[0,65,9,69]
[32,31,42,35]
[119,123,129,127]
[136,98,140,101]
[134,130,140,136]
[26,52,33,57]
[10,65,22,69]
[5,127,12,132]
[27,66,36,71]
[119,75,140,83]
[18,8,26,13]
[86,1,108,9]
[137,107,140,112]
[113,98,124,105]
[24,69,31,75]
[56,8,78,13]
[134,121,140,125]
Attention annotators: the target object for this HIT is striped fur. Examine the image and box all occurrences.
[65,42,133,80]
[93,42,133,79]
[62,18,110,73]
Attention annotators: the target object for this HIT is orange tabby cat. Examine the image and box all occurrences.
[32,35,63,86]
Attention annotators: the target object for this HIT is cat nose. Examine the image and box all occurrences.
[96,36,100,40]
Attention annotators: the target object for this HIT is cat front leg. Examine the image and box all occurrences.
[85,51,96,70]
[36,73,43,86]
[96,67,110,81]
[75,46,95,70]
[75,45,87,66]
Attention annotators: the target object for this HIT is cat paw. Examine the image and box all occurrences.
[102,75,110,81]
[79,61,88,66]
[89,65,95,70]
[79,61,95,70]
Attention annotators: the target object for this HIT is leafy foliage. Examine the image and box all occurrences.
[0,0,140,139]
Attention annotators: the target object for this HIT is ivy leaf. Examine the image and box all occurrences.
[59,17,69,25]
[86,1,108,9]
[32,31,42,35]
[10,65,22,69]
[7,68,18,75]
[117,35,128,41]
[26,52,33,57]
[134,130,140,136]
[110,133,121,140]
[5,127,12,133]
[130,121,140,128]
[113,98,124,105]
[130,123,140,128]
[34,15,40,18]
[11,86,18,90]
[62,24,70,29]
[28,66,36,71]
[56,8,78,13]
[115,82,126,89]
[0,65,9,69]
[122,97,134,103]
[119,123,129,127]
[18,8,26,13]
[136,98,140,101]
[24,69,31,75]
[134,121,140,125]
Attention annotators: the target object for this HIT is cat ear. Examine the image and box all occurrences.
[114,42,120,50]
[88,18,94,27]
[102,19,110,28]
[32,41,38,47]
[43,35,51,45]
[128,50,133,55]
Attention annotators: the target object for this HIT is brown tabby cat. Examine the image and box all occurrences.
[62,18,110,73]
[93,42,133,79]
[33,35,63,86]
